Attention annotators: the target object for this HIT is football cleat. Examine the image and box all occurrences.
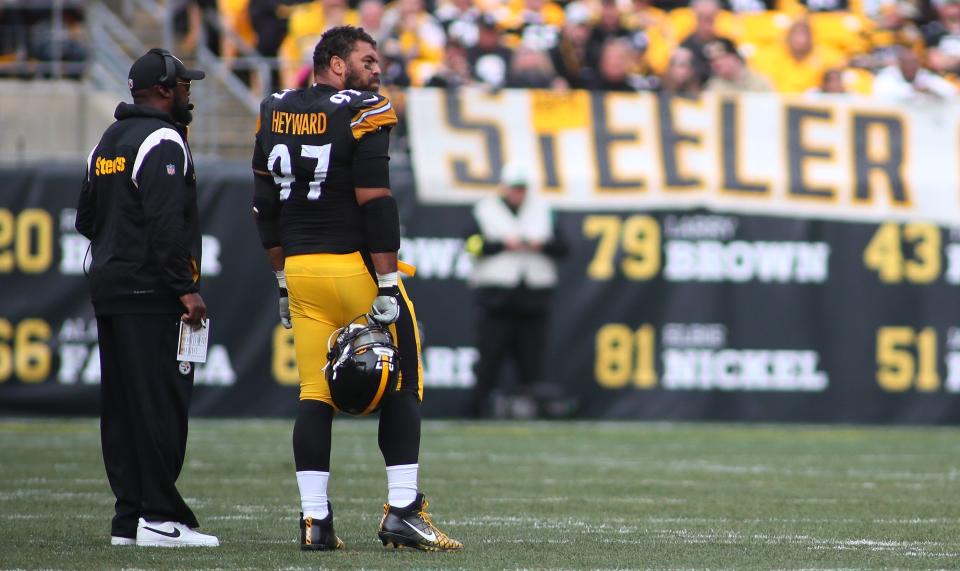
[377,493,463,551]
[300,504,345,551]
[110,535,136,546]
[135,518,219,547]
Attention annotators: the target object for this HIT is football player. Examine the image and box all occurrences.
[251,25,463,552]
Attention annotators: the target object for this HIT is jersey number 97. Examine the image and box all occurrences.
[267,142,332,201]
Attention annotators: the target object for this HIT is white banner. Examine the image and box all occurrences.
[407,88,960,225]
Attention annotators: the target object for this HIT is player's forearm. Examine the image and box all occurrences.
[370,251,398,276]
[266,246,285,272]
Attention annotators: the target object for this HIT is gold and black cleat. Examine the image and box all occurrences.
[300,503,345,551]
[377,493,464,552]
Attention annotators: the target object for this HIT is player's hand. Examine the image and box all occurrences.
[278,292,292,329]
[371,286,400,325]
[275,270,292,329]
[179,292,207,329]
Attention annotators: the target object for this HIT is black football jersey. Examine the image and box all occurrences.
[252,83,397,255]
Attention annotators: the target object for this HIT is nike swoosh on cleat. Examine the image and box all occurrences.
[143,526,181,538]
[402,520,437,542]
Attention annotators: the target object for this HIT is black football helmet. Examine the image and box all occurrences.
[325,316,400,415]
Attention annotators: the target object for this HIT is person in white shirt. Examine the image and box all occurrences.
[873,46,958,99]
[464,162,573,418]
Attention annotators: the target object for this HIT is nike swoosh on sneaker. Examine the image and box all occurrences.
[403,520,437,542]
[143,526,181,538]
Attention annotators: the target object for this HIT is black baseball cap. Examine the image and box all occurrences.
[127,49,205,92]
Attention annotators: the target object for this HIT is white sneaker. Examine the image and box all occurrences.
[136,518,220,547]
[111,536,136,546]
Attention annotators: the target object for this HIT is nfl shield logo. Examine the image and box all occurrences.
[166,163,176,175]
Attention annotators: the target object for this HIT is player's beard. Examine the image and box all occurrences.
[344,62,379,92]
[171,91,194,126]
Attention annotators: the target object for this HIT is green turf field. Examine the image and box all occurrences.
[1,418,959,570]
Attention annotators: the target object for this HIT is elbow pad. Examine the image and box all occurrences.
[361,195,400,253]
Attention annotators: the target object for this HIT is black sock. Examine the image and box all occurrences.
[293,400,334,471]
[378,391,421,466]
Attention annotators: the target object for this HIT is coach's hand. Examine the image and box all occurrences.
[180,292,207,329]
[371,286,400,325]
[275,270,292,329]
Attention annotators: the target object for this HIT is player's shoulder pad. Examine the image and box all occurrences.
[259,89,297,112]
[342,90,397,140]
[343,90,387,110]
[265,88,297,104]
[254,89,282,135]
[256,89,297,134]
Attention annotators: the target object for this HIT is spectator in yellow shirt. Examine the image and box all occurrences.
[624,0,674,75]
[859,1,924,70]
[505,0,566,51]
[278,0,358,87]
[624,0,667,31]
[381,0,446,84]
[753,19,845,93]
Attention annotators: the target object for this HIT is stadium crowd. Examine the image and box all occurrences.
[4,0,960,97]
[0,1,87,78]
[210,0,959,96]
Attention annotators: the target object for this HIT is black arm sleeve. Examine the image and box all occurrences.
[139,141,197,295]
[252,131,269,171]
[253,172,282,248]
[361,195,400,253]
[352,128,391,188]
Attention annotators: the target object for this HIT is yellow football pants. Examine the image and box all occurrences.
[285,251,423,405]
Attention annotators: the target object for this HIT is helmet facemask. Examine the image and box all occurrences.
[325,315,401,415]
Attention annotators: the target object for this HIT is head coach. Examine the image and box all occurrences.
[74,48,218,548]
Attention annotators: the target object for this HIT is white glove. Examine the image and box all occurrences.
[275,270,292,329]
[278,295,292,329]
[371,285,400,324]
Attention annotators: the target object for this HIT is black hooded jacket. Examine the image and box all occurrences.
[76,102,202,315]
